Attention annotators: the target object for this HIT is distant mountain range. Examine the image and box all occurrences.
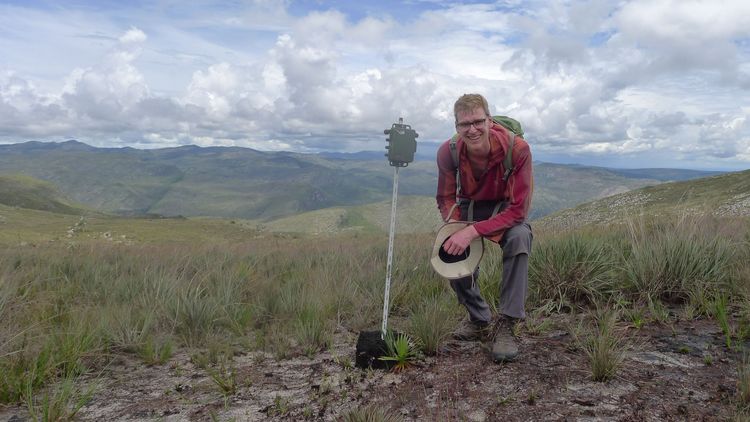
[0,140,725,223]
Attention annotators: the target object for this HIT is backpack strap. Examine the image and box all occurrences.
[449,129,515,221]
[449,135,460,197]
[503,132,515,182]
[467,199,507,222]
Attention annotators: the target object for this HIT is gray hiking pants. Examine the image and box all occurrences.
[450,201,533,322]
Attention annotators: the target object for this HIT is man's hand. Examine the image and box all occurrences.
[443,225,480,255]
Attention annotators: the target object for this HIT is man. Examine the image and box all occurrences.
[436,93,533,362]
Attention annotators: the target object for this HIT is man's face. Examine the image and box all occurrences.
[455,107,490,153]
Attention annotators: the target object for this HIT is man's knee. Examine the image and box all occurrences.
[501,223,532,257]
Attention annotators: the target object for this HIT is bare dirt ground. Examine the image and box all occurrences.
[1,318,743,421]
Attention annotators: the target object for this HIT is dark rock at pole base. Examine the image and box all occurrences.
[355,330,398,370]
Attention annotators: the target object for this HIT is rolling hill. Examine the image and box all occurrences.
[0,174,86,215]
[0,140,721,222]
[538,169,750,231]
[2,167,746,240]
[256,195,442,234]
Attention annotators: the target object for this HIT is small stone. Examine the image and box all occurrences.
[467,410,487,422]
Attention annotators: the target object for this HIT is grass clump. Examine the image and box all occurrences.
[572,307,628,382]
[529,233,617,313]
[170,285,222,347]
[408,297,456,355]
[0,345,54,404]
[24,373,95,422]
[738,354,750,412]
[100,305,154,353]
[268,394,291,417]
[712,294,734,348]
[295,306,332,357]
[207,360,238,397]
[137,336,174,366]
[341,403,404,422]
[622,216,734,309]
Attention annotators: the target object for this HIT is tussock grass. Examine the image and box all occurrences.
[341,403,404,422]
[738,354,750,412]
[572,307,629,382]
[622,214,735,309]
[295,306,332,357]
[24,372,95,422]
[1,214,748,406]
[408,296,458,355]
[207,359,238,397]
[477,248,502,314]
[529,233,617,312]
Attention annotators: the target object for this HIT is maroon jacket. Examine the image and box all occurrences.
[436,122,533,242]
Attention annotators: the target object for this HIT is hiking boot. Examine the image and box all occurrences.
[490,316,519,362]
[452,317,491,342]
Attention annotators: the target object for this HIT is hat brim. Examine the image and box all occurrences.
[430,222,484,279]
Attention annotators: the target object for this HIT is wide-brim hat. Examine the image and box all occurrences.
[430,222,484,279]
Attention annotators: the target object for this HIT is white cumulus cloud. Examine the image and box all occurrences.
[0,1,748,169]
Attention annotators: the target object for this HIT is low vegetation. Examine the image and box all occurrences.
[572,307,629,382]
[0,210,749,417]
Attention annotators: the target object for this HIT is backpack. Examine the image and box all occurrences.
[449,115,524,196]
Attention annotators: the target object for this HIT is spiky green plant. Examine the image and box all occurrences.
[207,360,237,397]
[379,332,419,372]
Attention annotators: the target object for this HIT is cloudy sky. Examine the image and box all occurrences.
[1,0,749,170]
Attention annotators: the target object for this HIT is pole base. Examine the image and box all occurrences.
[355,330,398,370]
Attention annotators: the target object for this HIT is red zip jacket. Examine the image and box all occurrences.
[436,122,533,242]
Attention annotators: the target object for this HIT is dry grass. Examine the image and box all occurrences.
[1,214,748,415]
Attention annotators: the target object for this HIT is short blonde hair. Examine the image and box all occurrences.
[454,94,490,122]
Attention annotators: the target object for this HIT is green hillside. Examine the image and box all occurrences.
[0,141,416,219]
[0,174,85,215]
[538,168,750,230]
[0,141,719,222]
[0,202,257,245]
[258,195,442,234]
[531,163,661,218]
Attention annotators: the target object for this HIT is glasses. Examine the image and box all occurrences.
[456,117,487,131]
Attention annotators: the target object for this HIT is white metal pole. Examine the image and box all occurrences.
[381,165,400,339]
